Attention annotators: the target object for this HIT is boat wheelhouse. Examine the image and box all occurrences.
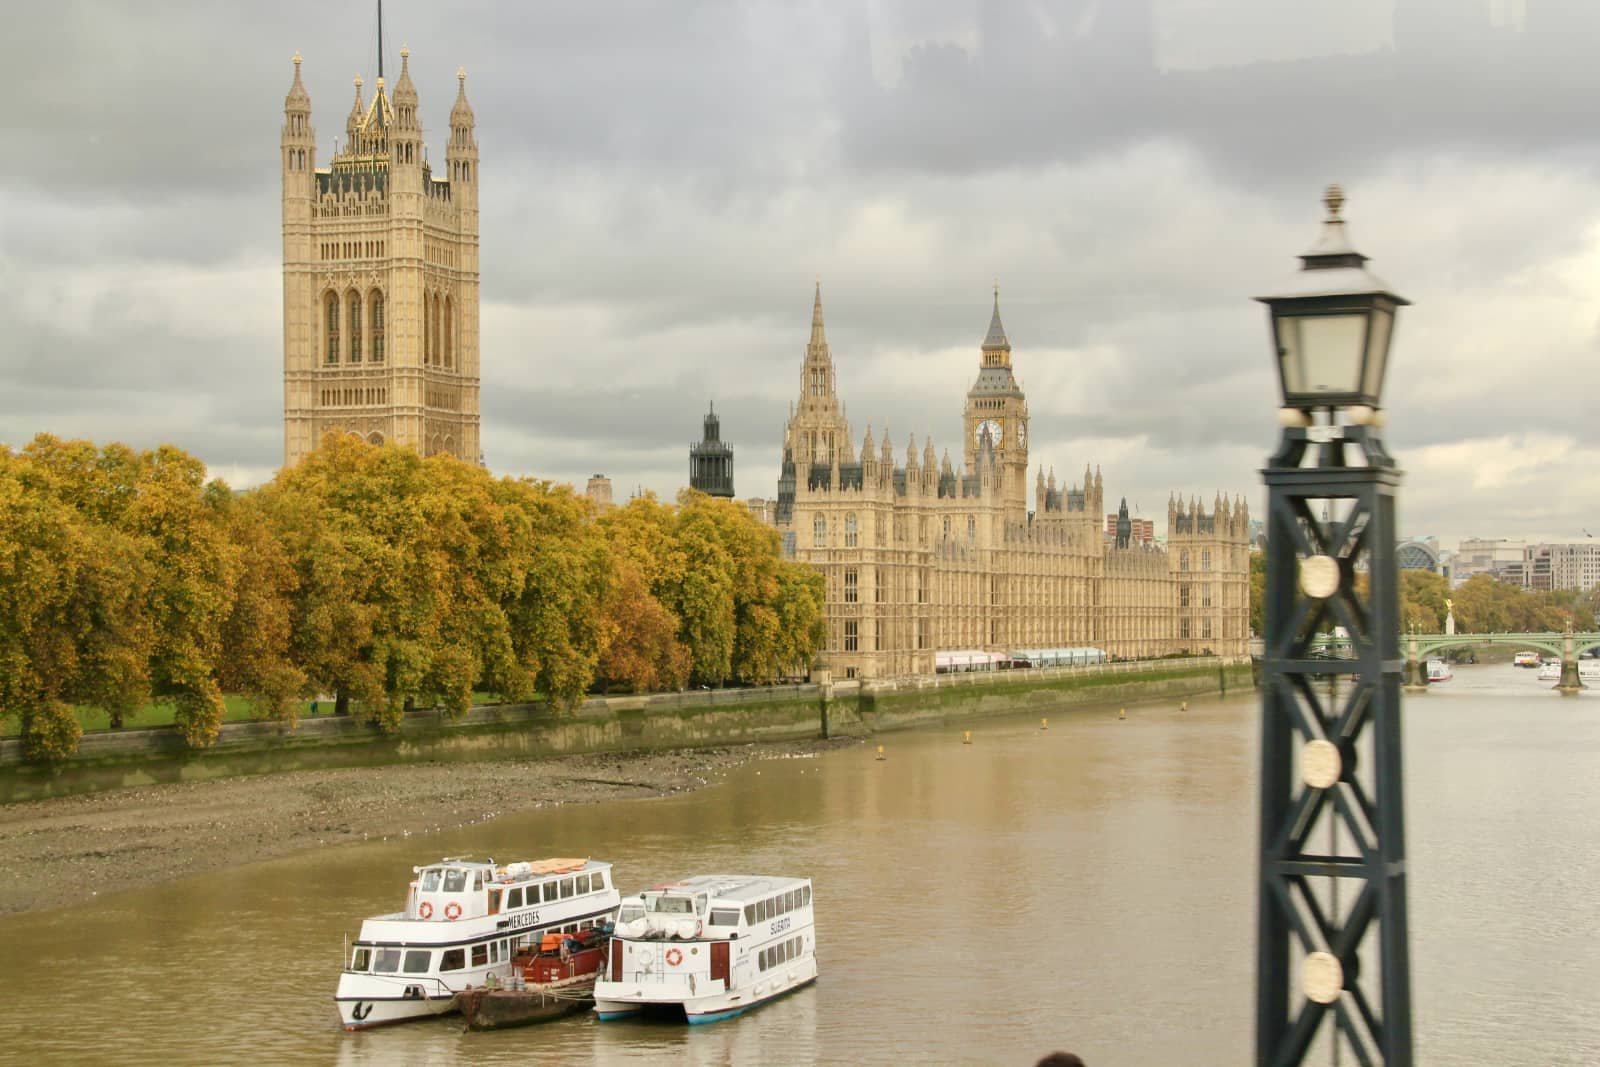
[335,857,620,1030]
[593,874,817,1025]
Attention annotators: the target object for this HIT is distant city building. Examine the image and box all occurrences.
[1396,537,1441,573]
[689,403,735,498]
[1105,508,1154,545]
[775,283,1249,678]
[1523,542,1600,592]
[1452,538,1527,587]
[585,474,614,513]
[745,498,777,526]
[281,43,482,467]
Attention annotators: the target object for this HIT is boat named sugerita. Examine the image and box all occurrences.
[593,874,817,1025]
[335,857,620,1030]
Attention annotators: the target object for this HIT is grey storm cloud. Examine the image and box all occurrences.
[3,0,1599,544]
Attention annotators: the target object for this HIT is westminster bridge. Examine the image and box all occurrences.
[1307,630,1600,692]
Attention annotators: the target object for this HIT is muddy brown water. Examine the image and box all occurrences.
[1,665,1596,1065]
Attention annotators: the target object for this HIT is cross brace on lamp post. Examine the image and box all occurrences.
[1257,424,1412,1066]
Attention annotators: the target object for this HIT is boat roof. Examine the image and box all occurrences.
[638,874,810,904]
[417,857,608,883]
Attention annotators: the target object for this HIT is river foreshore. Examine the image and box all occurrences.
[0,737,856,918]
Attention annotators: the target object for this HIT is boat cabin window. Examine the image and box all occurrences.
[543,881,558,903]
[560,878,574,899]
[351,947,371,970]
[474,872,485,891]
[443,869,469,893]
[803,886,811,905]
[489,889,502,913]
[710,908,740,926]
[648,895,696,915]
[374,948,402,974]
[472,944,488,967]
[593,871,607,890]
[440,949,465,972]
[508,887,524,909]
[744,904,755,924]
[403,950,431,974]
[420,868,442,892]
[619,904,645,922]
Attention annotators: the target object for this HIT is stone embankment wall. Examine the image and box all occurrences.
[0,659,1251,803]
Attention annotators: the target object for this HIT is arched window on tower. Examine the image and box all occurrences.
[423,293,433,365]
[347,290,362,364]
[433,293,443,368]
[369,290,385,362]
[325,292,340,364]
[444,295,454,369]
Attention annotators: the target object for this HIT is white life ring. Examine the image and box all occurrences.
[637,947,655,964]
[444,901,463,921]
[418,901,434,919]
[666,947,683,967]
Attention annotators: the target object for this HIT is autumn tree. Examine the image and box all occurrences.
[1399,569,1449,632]
[491,475,613,710]
[10,435,238,748]
[215,491,305,725]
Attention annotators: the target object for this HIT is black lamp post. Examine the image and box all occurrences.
[1254,185,1412,1066]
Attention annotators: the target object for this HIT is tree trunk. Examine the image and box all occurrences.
[335,690,350,717]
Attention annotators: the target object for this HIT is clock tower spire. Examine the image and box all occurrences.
[963,285,1029,515]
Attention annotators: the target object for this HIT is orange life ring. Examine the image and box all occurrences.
[418,901,434,919]
[665,947,683,967]
[445,901,463,921]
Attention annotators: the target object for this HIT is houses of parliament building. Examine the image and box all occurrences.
[274,38,1247,680]
[775,285,1250,678]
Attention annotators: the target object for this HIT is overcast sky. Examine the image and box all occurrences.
[3,0,1598,547]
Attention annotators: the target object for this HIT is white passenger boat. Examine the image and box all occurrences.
[1426,659,1452,683]
[593,874,817,1025]
[1539,660,1561,681]
[335,857,620,1030]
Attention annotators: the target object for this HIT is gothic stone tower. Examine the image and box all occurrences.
[776,282,851,522]
[962,288,1030,519]
[689,403,735,497]
[281,46,482,467]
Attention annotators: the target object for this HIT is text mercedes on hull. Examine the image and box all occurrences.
[334,856,621,1029]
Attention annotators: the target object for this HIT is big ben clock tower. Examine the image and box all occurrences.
[963,286,1030,516]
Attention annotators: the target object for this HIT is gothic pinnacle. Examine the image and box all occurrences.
[810,279,827,349]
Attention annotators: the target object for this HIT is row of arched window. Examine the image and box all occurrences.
[324,289,386,364]
[422,290,455,368]
[321,240,386,261]
[285,147,309,170]
[320,387,389,407]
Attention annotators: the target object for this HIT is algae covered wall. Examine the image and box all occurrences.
[0,660,1250,803]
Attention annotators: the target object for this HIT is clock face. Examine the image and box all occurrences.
[975,419,1002,446]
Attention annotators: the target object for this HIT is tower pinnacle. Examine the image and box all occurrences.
[810,279,828,349]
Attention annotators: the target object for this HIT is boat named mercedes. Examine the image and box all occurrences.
[335,856,620,1029]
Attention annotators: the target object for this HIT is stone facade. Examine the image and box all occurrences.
[281,48,481,467]
[775,285,1250,679]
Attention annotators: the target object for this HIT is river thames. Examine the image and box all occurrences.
[1,664,1595,1065]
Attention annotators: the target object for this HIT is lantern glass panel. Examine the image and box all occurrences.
[1362,305,1393,402]
[1276,312,1366,400]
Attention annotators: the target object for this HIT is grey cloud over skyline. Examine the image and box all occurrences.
[3,1,1599,546]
